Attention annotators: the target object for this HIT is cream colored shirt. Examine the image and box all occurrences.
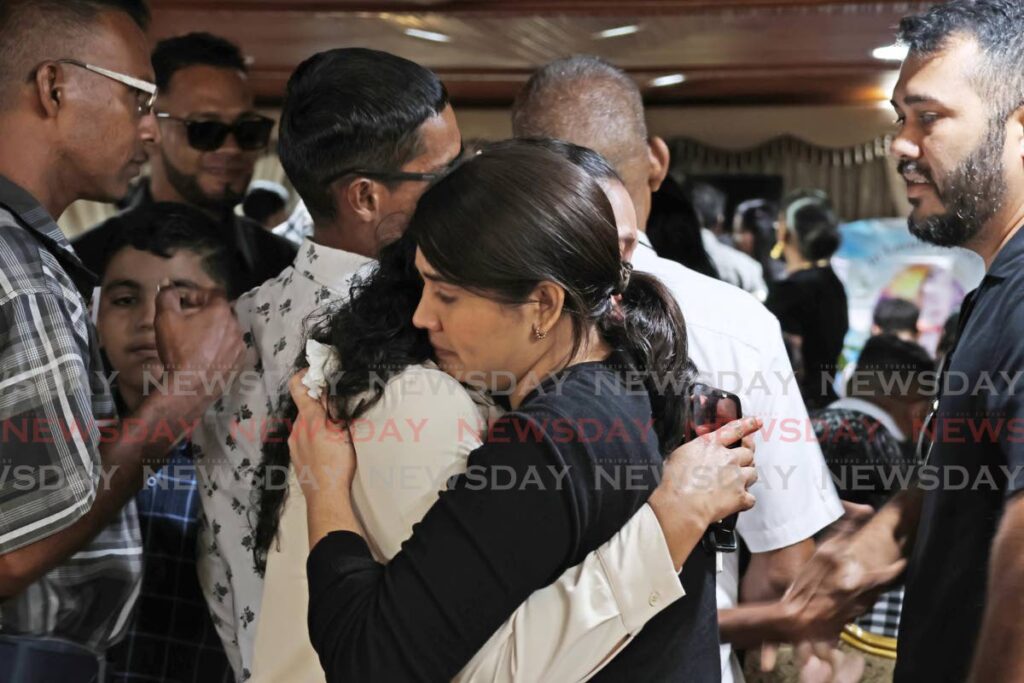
[251,363,686,683]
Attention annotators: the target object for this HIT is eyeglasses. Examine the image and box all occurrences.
[322,168,446,187]
[155,113,275,152]
[54,59,157,117]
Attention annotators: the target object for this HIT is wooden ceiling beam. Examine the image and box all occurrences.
[151,0,930,16]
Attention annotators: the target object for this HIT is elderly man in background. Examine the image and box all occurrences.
[512,55,844,682]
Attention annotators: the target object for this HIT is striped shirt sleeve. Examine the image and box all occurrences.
[0,289,100,554]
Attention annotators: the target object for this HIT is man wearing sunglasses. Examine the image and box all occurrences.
[0,2,244,681]
[74,32,296,298]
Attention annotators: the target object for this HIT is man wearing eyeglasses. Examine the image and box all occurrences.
[187,47,462,681]
[0,2,244,681]
[74,32,296,299]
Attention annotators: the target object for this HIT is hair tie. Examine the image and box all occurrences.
[612,262,633,295]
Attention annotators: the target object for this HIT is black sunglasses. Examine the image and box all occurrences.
[156,113,274,152]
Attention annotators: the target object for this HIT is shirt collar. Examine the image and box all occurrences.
[828,396,906,441]
[294,238,375,290]
[0,174,73,249]
[0,174,96,293]
[986,222,1024,280]
[631,231,661,272]
[637,230,653,249]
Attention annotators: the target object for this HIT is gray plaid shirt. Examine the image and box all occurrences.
[0,175,141,650]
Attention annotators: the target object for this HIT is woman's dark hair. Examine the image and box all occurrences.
[782,190,841,261]
[251,235,430,573]
[410,142,690,449]
[646,176,720,279]
[252,141,692,572]
[506,137,621,185]
[733,198,779,282]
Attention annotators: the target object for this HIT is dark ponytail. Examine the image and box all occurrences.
[413,140,693,453]
[599,270,694,453]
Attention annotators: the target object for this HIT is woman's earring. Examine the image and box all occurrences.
[533,324,548,340]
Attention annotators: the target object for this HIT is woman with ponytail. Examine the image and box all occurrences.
[258,140,759,682]
[766,189,849,410]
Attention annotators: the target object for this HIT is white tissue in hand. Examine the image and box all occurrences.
[302,339,340,399]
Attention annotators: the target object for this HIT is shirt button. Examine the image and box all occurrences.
[649,592,660,606]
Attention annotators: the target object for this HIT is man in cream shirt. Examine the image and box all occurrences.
[198,48,713,682]
[512,55,844,681]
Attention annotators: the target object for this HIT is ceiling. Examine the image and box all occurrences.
[148,0,930,107]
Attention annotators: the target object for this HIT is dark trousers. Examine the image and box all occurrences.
[0,635,105,683]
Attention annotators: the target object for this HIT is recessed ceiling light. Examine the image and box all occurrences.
[872,44,909,62]
[594,24,641,39]
[404,28,452,43]
[649,73,686,87]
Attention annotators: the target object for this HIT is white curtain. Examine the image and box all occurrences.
[667,134,908,220]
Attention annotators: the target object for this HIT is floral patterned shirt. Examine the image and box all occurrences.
[192,239,373,680]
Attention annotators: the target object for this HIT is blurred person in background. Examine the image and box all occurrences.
[638,174,719,278]
[766,190,848,410]
[871,297,921,342]
[807,334,933,682]
[733,198,786,283]
[242,180,289,230]
[690,181,769,299]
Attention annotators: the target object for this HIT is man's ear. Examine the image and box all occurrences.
[341,178,382,225]
[530,280,565,338]
[1013,107,1024,162]
[646,136,671,193]
[34,63,63,118]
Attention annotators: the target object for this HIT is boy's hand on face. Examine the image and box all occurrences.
[153,281,245,415]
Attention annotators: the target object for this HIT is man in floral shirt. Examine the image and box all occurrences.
[191,47,462,681]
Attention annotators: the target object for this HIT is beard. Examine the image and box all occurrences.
[163,155,247,216]
[903,123,1007,247]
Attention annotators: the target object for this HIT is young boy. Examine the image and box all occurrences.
[94,202,236,683]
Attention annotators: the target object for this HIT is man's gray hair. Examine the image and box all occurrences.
[512,55,648,170]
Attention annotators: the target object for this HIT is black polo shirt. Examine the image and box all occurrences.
[72,179,296,298]
[895,226,1024,681]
